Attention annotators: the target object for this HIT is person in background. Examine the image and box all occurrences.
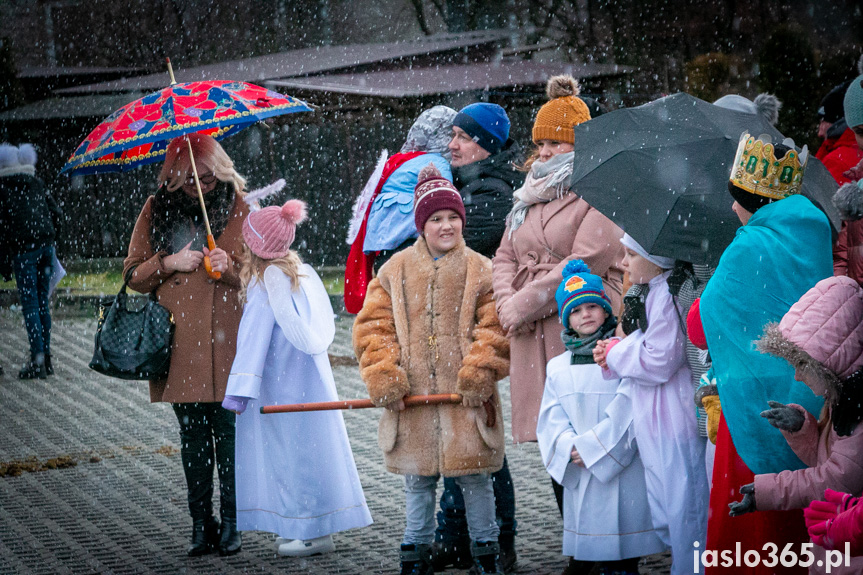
[448,102,524,259]
[124,134,246,557]
[433,101,523,572]
[816,79,861,185]
[832,73,863,286]
[491,75,624,565]
[0,143,62,379]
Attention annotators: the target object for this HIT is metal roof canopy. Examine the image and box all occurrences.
[266,61,631,98]
[0,94,143,121]
[55,30,512,96]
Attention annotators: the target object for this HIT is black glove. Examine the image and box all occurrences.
[760,401,805,432]
[728,483,756,517]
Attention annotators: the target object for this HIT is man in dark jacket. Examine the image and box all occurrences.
[0,143,61,379]
[433,103,523,573]
[448,103,524,258]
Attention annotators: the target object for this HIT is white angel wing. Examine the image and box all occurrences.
[346,149,388,245]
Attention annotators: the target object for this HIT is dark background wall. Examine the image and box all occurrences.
[0,0,860,266]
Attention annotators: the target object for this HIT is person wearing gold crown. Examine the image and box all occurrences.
[697,133,834,574]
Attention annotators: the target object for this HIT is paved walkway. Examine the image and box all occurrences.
[0,308,672,574]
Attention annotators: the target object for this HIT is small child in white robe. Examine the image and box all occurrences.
[594,235,708,575]
[537,260,665,575]
[222,200,372,557]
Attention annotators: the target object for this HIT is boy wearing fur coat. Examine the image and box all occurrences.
[353,163,510,575]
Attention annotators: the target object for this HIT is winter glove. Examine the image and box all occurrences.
[222,395,250,415]
[695,382,721,444]
[806,489,861,549]
[823,495,863,554]
[729,483,756,517]
[702,395,722,444]
[760,401,805,432]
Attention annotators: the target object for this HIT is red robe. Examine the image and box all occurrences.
[706,415,809,574]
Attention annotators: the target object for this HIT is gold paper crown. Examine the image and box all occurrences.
[729,132,808,200]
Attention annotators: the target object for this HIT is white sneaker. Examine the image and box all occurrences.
[277,535,336,557]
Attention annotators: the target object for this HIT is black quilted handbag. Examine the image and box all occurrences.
[89,281,174,380]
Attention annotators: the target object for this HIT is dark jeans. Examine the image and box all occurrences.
[14,245,54,359]
[436,456,516,544]
[172,402,236,522]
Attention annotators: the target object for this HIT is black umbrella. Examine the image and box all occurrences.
[570,93,840,267]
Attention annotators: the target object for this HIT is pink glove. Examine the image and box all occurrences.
[805,489,861,550]
[824,498,863,555]
[824,488,860,512]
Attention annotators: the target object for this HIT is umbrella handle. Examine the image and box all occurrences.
[204,234,221,280]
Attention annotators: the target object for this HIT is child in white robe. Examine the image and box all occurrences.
[537,260,665,575]
[222,199,372,557]
[594,235,708,575]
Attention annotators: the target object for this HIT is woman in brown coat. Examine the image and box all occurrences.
[493,76,625,446]
[124,134,246,557]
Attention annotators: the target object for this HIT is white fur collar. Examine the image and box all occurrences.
[0,165,36,178]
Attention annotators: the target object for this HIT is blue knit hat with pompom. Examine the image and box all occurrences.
[556,259,613,326]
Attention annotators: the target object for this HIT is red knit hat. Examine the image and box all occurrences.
[414,163,465,232]
[243,199,307,259]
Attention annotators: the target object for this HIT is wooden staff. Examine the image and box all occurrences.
[260,393,497,428]
[260,393,461,414]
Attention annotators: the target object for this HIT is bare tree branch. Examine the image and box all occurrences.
[409,0,432,35]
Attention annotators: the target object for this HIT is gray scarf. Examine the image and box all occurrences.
[561,316,618,365]
[506,151,574,238]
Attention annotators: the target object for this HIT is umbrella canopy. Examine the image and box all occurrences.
[570,93,840,267]
[61,80,312,176]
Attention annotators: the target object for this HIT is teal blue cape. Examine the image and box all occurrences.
[700,195,831,475]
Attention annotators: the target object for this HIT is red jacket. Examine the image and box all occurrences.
[818,128,863,186]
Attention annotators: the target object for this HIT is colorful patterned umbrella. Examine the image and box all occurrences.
[61,79,313,176]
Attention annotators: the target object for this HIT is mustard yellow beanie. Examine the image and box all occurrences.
[532,75,591,144]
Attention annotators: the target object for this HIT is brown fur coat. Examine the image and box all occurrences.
[353,237,509,477]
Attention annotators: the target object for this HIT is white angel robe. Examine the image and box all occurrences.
[226,264,372,540]
[537,353,666,561]
[603,271,708,575]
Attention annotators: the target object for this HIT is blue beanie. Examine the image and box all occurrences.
[556,260,613,328]
[453,103,510,154]
[845,75,863,129]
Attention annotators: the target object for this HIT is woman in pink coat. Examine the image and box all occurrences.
[492,75,624,446]
[729,275,863,574]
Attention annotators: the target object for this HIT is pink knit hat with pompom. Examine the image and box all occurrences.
[243,199,307,259]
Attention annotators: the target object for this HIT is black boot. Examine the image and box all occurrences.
[469,541,503,575]
[19,357,46,380]
[218,517,242,556]
[431,539,473,570]
[399,543,434,575]
[187,516,220,557]
[44,354,53,376]
[498,534,517,573]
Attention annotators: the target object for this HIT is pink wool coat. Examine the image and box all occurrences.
[754,275,863,574]
[492,193,624,442]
